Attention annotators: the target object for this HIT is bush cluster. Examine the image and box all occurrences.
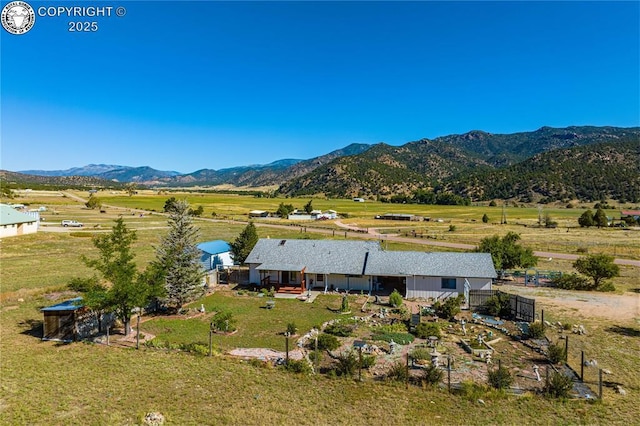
[528,321,546,339]
[413,322,441,339]
[324,322,353,337]
[547,342,567,364]
[389,289,403,308]
[487,365,513,390]
[433,295,465,320]
[316,333,340,351]
[544,371,573,398]
[283,359,312,375]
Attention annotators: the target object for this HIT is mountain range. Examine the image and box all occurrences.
[7,125,640,203]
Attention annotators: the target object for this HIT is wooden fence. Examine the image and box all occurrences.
[468,289,535,322]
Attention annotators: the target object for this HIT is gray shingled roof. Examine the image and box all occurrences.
[245,239,381,275]
[246,239,497,278]
[365,251,497,278]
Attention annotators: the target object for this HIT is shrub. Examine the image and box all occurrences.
[386,360,409,382]
[317,333,340,351]
[371,331,414,345]
[286,322,298,335]
[212,311,236,332]
[433,295,465,320]
[488,365,513,390]
[544,371,573,398]
[360,354,376,369]
[420,363,444,386]
[334,350,359,377]
[324,322,353,337]
[389,289,403,308]
[283,359,312,375]
[484,293,511,318]
[410,347,432,361]
[376,323,409,334]
[448,225,456,232]
[598,282,616,292]
[456,381,486,400]
[482,214,489,223]
[308,350,323,364]
[547,343,566,364]
[553,273,590,290]
[414,322,441,339]
[528,321,546,339]
[340,294,350,312]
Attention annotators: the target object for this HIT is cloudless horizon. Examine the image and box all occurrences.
[2,1,639,173]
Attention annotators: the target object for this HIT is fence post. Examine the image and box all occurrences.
[541,309,544,327]
[565,336,569,363]
[599,369,603,400]
[405,351,409,389]
[447,356,451,393]
[580,351,584,381]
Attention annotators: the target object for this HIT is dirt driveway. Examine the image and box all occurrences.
[501,284,640,322]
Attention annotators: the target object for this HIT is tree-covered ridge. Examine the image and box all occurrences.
[277,141,491,198]
[447,139,640,202]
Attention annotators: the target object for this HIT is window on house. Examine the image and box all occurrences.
[316,274,324,282]
[441,278,456,289]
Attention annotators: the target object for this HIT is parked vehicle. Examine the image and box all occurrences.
[61,220,83,227]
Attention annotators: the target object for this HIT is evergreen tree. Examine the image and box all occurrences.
[593,207,608,228]
[230,222,259,264]
[82,218,151,335]
[304,199,314,214]
[578,210,594,227]
[153,200,204,310]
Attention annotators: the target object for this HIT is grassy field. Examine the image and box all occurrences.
[1,191,639,424]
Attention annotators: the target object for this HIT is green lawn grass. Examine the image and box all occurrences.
[143,291,346,351]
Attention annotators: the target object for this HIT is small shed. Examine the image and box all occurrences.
[198,240,234,271]
[41,298,99,342]
[249,210,268,218]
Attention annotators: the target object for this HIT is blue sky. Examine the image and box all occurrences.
[2,1,638,173]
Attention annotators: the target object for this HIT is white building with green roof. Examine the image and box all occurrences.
[0,204,39,238]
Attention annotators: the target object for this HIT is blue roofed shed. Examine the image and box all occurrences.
[41,297,101,342]
[197,240,234,271]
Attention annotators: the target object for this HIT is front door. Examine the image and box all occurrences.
[281,271,290,285]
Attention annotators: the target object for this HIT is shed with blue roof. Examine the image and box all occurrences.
[41,297,101,342]
[197,240,234,271]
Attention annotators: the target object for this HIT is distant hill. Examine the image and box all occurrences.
[158,143,372,187]
[277,126,640,202]
[7,126,640,203]
[0,170,123,190]
[445,139,640,203]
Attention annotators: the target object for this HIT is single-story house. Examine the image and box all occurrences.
[198,240,234,271]
[245,238,496,299]
[0,204,39,238]
[621,210,640,221]
[375,213,416,221]
[41,298,101,342]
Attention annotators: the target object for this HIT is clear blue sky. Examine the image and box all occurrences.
[2,1,638,173]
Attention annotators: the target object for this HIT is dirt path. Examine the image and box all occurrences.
[502,285,640,321]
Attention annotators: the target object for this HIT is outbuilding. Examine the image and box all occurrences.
[41,298,100,342]
[0,204,39,238]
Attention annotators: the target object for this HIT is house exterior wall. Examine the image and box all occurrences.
[405,277,492,299]
[0,221,38,238]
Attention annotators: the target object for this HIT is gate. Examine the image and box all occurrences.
[510,295,535,322]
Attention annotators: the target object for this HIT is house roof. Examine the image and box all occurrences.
[365,251,497,278]
[197,240,231,255]
[0,204,38,226]
[41,297,84,312]
[246,238,497,279]
[245,239,382,275]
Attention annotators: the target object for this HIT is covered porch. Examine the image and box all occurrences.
[257,264,307,295]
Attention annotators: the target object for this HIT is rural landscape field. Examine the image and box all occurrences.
[1,189,638,425]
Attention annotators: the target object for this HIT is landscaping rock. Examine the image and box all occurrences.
[143,412,165,426]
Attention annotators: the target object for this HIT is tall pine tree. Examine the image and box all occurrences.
[230,222,259,264]
[153,200,204,310]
